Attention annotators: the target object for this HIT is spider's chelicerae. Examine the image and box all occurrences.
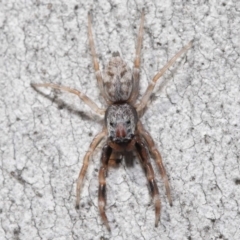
[32,10,192,231]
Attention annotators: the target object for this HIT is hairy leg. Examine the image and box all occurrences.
[135,135,161,227]
[98,144,112,231]
[136,40,193,113]
[138,122,172,205]
[76,129,106,208]
[128,10,145,104]
[88,12,111,105]
[31,83,105,116]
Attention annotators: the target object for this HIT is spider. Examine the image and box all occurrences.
[31,10,192,231]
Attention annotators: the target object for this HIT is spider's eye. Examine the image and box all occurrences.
[126,120,131,125]
[110,122,114,126]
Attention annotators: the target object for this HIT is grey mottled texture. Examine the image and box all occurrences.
[1,0,240,239]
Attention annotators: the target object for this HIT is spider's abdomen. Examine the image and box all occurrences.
[103,55,132,103]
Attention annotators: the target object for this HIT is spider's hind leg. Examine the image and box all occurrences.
[128,9,145,104]
[136,40,193,113]
[88,12,110,105]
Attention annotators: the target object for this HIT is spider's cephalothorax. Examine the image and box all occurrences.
[32,10,192,231]
[105,103,138,143]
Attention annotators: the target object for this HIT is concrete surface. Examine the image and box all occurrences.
[1,0,240,239]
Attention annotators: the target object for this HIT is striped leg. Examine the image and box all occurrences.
[138,122,172,206]
[76,129,106,208]
[98,144,112,231]
[135,136,161,227]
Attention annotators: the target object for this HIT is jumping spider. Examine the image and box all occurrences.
[32,10,192,231]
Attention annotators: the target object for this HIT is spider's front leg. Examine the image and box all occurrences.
[135,135,161,227]
[76,129,106,208]
[137,122,172,206]
[98,144,112,231]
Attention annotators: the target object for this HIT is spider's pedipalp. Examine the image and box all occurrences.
[31,83,105,116]
[136,40,193,114]
[76,129,106,209]
[138,122,172,206]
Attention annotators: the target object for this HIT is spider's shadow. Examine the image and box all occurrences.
[32,85,103,124]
